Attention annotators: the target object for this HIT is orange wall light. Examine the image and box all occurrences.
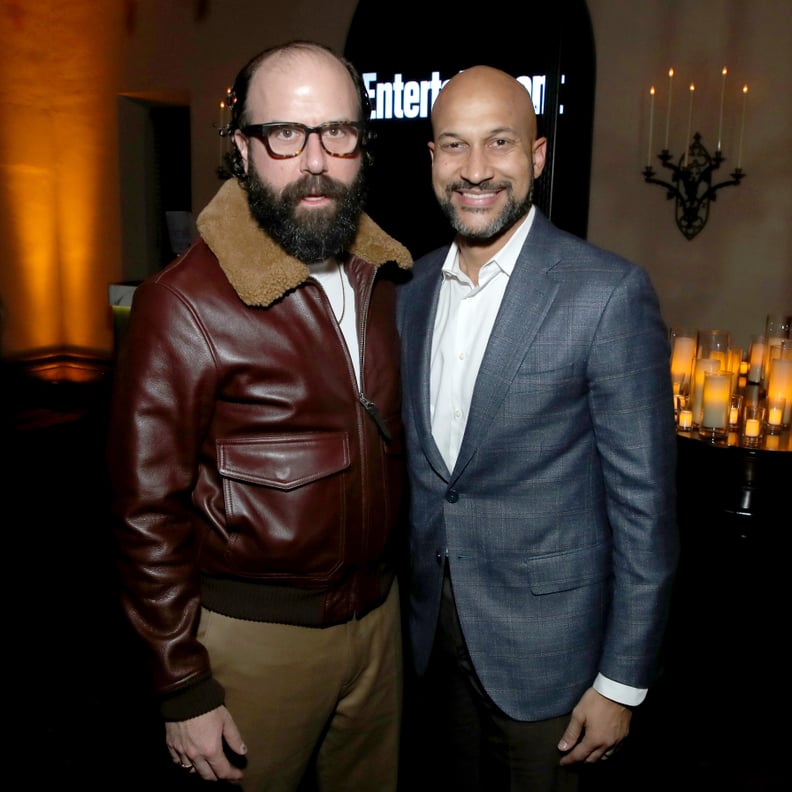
[0,1,124,366]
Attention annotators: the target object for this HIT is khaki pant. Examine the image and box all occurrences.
[198,579,402,792]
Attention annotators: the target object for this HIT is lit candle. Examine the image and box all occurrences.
[748,337,767,383]
[701,371,730,429]
[737,84,748,169]
[678,410,693,430]
[670,335,696,387]
[768,404,783,426]
[684,83,695,167]
[717,67,727,151]
[690,358,720,425]
[767,358,792,424]
[744,418,760,437]
[219,100,226,163]
[647,86,655,167]
[664,68,674,150]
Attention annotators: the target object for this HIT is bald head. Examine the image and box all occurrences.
[432,66,538,143]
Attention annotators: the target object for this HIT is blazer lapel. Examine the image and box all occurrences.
[403,250,452,480]
[452,215,560,480]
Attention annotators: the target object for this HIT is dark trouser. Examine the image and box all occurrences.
[403,566,580,792]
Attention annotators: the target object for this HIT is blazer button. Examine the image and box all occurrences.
[446,489,459,503]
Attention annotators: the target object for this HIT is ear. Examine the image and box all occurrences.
[532,136,548,179]
[428,140,436,164]
[234,129,250,174]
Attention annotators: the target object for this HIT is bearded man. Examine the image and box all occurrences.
[108,40,411,791]
[397,65,677,792]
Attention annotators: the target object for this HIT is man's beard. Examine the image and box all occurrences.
[437,178,534,242]
[244,162,366,264]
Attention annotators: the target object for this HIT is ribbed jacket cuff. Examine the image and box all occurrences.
[160,675,225,722]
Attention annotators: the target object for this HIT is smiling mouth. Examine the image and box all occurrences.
[456,189,502,208]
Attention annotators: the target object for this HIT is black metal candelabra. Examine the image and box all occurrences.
[642,132,745,240]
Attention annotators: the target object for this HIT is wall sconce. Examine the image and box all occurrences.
[643,68,748,240]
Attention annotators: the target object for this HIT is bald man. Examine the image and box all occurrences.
[109,41,411,790]
[397,65,678,791]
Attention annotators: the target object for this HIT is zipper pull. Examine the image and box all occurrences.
[359,393,392,442]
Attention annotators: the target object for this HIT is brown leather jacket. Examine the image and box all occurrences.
[108,179,412,720]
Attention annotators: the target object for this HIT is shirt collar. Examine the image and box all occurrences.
[441,206,536,280]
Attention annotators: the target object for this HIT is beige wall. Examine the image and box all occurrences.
[586,0,791,350]
[0,0,789,361]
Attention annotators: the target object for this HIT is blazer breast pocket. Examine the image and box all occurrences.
[504,361,586,416]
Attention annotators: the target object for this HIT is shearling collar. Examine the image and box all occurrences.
[195,178,412,308]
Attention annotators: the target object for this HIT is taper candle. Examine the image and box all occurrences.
[684,83,695,167]
[737,84,748,169]
[664,68,674,150]
[717,67,727,151]
[647,86,655,167]
[219,100,226,164]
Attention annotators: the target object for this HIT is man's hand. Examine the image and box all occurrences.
[557,687,632,765]
[166,705,247,781]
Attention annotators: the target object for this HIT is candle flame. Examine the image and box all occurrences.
[650,86,655,95]
[742,84,749,94]
[722,66,728,76]
[220,101,226,109]
[689,83,695,92]
[668,67,674,77]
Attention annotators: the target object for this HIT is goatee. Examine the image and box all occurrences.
[438,178,534,242]
[244,163,366,264]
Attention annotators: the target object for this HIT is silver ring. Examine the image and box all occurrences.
[180,762,193,769]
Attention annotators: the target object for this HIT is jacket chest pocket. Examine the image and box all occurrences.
[216,432,351,579]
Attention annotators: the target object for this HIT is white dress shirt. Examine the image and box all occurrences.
[429,208,646,707]
[430,210,534,471]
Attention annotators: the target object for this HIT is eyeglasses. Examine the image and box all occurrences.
[240,121,365,159]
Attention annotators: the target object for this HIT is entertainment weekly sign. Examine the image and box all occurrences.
[362,71,559,121]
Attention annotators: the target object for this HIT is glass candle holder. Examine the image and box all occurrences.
[670,329,697,395]
[698,370,731,442]
[767,358,792,427]
[690,358,721,427]
[765,396,786,435]
[697,329,731,370]
[765,313,790,348]
[741,404,764,448]
[728,393,743,429]
[747,335,768,384]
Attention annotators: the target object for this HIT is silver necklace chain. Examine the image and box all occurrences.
[336,262,346,324]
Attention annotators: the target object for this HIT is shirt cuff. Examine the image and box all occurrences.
[593,673,647,707]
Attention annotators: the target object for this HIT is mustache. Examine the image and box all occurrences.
[445,179,513,195]
[282,174,350,203]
